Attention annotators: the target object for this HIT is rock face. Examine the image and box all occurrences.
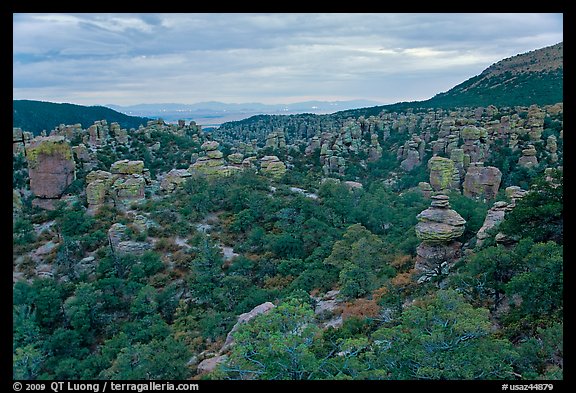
[476,201,509,247]
[197,355,228,375]
[463,163,502,201]
[487,186,529,245]
[259,156,286,179]
[415,195,466,281]
[26,136,76,209]
[428,156,459,193]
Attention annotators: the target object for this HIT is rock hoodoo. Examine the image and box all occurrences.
[414,195,466,281]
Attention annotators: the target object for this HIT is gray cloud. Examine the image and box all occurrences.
[13,13,563,105]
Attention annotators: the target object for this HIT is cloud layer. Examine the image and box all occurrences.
[13,13,563,105]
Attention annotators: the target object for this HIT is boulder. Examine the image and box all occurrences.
[201,141,220,151]
[160,169,191,193]
[418,182,433,198]
[110,160,144,175]
[463,163,502,201]
[197,355,227,374]
[476,201,509,247]
[343,181,363,190]
[227,153,244,165]
[518,145,538,168]
[220,302,276,354]
[25,136,76,199]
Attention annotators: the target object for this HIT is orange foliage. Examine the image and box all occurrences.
[341,298,380,320]
[390,269,417,288]
[372,286,389,302]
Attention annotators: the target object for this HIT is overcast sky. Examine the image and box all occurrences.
[13,13,563,106]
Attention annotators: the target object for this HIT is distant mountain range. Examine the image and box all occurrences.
[105,100,383,126]
[13,100,150,136]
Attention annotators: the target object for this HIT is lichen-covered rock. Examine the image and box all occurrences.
[26,136,76,200]
[227,153,244,165]
[428,156,458,192]
[265,130,287,150]
[112,176,146,206]
[201,141,220,151]
[160,169,191,192]
[415,195,466,243]
[86,179,112,207]
[207,150,224,159]
[259,156,286,178]
[116,240,151,255]
[110,160,144,175]
[463,163,502,201]
[546,135,558,163]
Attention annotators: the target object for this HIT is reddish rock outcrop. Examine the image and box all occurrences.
[25,136,76,209]
[463,163,502,201]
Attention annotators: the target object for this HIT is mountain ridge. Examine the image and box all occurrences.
[13,100,151,135]
[326,42,563,119]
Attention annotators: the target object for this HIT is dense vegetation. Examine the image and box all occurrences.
[13,145,562,380]
[13,100,150,135]
[12,43,563,381]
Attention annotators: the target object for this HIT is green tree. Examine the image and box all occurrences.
[219,298,321,380]
[324,224,395,299]
[100,336,191,380]
[13,344,44,380]
[499,171,562,244]
[369,289,518,379]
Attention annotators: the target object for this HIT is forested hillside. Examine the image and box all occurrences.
[13,100,150,135]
